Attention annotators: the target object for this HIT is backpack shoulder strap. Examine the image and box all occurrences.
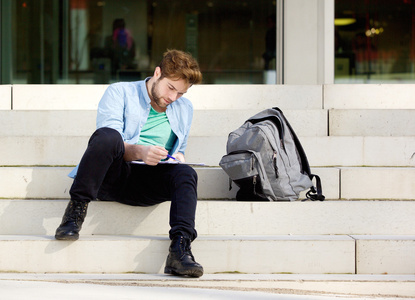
[272,107,325,201]
[305,174,325,201]
[272,107,311,174]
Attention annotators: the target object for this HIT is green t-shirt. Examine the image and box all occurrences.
[136,107,177,152]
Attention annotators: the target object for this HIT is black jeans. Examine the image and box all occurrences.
[69,127,198,241]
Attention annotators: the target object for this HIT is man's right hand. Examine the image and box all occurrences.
[124,143,168,166]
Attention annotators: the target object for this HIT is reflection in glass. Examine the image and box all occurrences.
[335,0,415,83]
[9,0,277,84]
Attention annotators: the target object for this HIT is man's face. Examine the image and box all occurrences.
[149,71,190,112]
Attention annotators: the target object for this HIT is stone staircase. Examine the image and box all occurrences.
[0,84,414,278]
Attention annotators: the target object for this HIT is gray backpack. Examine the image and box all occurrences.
[219,107,324,201]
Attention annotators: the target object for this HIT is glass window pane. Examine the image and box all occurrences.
[8,0,277,84]
[335,0,415,83]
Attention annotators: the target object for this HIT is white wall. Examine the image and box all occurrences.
[283,0,334,84]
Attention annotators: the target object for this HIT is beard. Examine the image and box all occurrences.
[150,79,167,109]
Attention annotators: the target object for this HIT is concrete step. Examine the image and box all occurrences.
[10,84,324,110]
[354,235,415,274]
[340,167,415,199]
[324,84,415,109]
[0,234,414,274]
[2,166,415,200]
[1,273,414,298]
[0,85,11,110]
[1,200,414,236]
[0,109,328,137]
[8,84,415,111]
[329,109,415,136]
[304,136,415,167]
[1,136,415,167]
[191,109,328,137]
[0,234,354,274]
[0,166,232,200]
[0,166,340,199]
[3,108,415,138]
[11,84,107,110]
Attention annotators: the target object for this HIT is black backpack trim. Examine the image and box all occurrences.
[271,107,325,201]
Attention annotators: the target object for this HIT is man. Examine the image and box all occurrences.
[55,49,204,278]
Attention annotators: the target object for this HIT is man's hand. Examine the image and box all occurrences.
[124,143,168,166]
[172,152,185,163]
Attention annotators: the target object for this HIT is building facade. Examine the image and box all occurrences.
[1,0,414,85]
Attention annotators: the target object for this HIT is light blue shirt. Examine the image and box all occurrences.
[69,79,193,178]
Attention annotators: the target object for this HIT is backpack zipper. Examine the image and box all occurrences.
[252,175,257,194]
[272,152,279,178]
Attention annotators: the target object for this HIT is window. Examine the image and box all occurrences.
[335,0,415,83]
[4,0,277,84]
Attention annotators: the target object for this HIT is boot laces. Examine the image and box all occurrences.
[179,237,195,260]
[65,201,87,224]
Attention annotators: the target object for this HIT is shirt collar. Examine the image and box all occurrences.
[141,77,152,104]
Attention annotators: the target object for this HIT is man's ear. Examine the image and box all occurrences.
[154,66,162,79]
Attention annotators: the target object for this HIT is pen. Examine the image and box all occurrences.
[166,154,177,161]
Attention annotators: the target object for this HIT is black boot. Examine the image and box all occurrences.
[164,236,204,278]
[55,200,88,241]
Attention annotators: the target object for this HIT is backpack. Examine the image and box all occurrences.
[219,107,325,202]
